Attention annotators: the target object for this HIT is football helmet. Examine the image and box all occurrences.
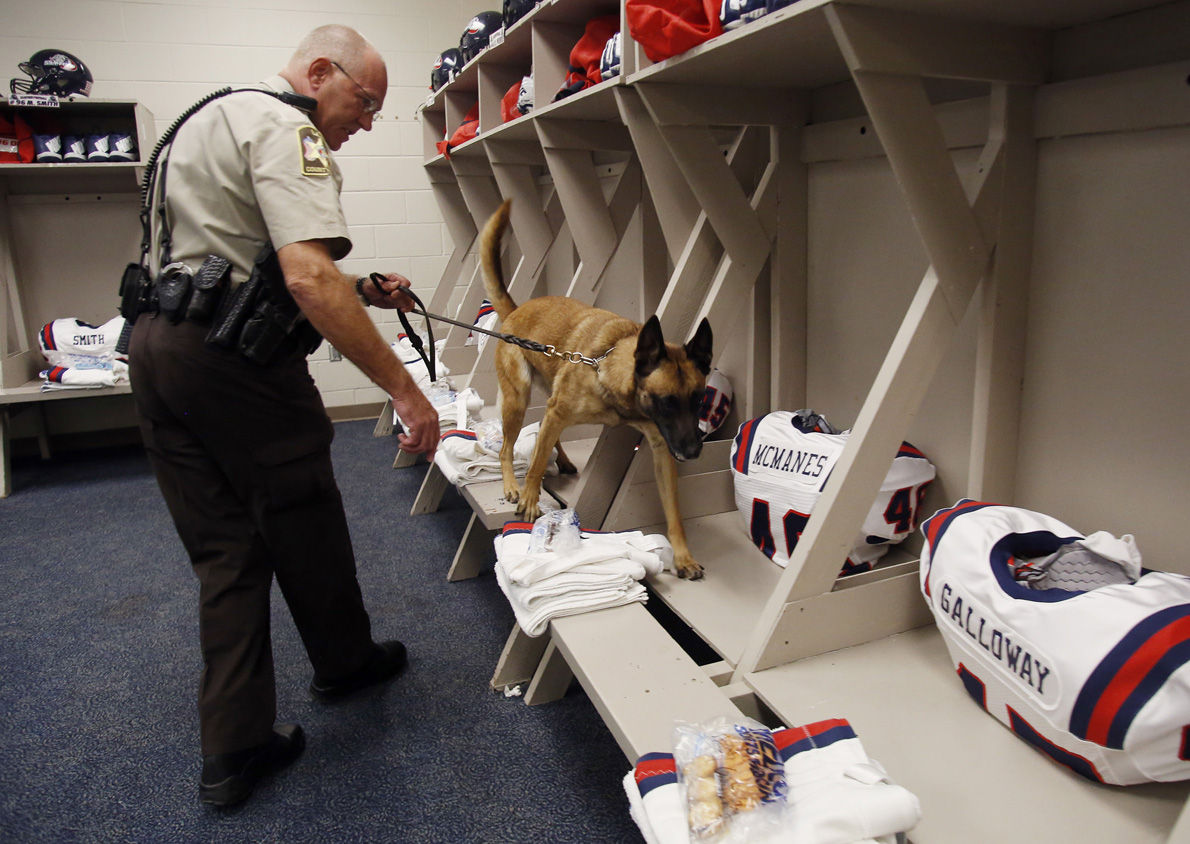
[516,74,534,115]
[719,0,768,30]
[10,50,93,98]
[698,368,733,438]
[459,11,503,63]
[790,408,839,435]
[503,0,538,29]
[430,48,463,92]
[599,32,622,82]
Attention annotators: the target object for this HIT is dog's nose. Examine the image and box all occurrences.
[682,440,703,461]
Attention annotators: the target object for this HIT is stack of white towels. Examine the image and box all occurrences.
[493,515,672,637]
[434,420,559,486]
[38,316,129,391]
[390,329,565,486]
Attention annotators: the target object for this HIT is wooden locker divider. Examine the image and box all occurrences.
[735,3,1045,678]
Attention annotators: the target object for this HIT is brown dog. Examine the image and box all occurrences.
[481,199,713,579]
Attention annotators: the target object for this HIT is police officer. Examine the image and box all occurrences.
[127,25,440,807]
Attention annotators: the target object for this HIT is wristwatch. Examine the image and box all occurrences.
[355,276,370,306]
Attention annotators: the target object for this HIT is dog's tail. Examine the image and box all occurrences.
[481,198,516,320]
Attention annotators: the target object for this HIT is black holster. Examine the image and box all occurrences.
[205,244,322,365]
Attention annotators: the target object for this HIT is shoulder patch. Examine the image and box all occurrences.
[297,125,330,177]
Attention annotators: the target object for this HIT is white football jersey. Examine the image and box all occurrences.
[39,316,127,364]
[730,411,935,573]
[920,500,1190,785]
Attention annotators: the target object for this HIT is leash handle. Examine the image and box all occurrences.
[373,272,436,383]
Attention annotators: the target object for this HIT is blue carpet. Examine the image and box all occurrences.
[0,420,641,842]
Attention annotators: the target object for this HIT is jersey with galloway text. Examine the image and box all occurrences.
[920,500,1190,785]
[730,411,935,574]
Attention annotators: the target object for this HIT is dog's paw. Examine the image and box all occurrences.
[674,556,705,581]
[556,457,578,475]
[515,498,543,522]
[503,484,521,504]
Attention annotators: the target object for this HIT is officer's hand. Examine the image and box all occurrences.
[366,272,418,312]
[393,388,439,460]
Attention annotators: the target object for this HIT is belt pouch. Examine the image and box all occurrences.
[156,268,192,324]
[118,262,151,323]
[185,255,231,323]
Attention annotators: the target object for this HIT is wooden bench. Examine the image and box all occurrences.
[488,438,781,759]
[524,603,748,761]
[746,626,1190,843]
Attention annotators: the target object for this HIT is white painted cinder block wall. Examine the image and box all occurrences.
[2,0,483,412]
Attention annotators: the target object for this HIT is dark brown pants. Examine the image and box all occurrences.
[129,314,376,756]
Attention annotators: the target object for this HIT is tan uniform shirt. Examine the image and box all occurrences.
[156,75,351,286]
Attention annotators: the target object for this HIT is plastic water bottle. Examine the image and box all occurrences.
[425,380,457,407]
[528,508,581,553]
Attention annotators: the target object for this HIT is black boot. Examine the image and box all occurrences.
[309,640,407,702]
[199,723,305,807]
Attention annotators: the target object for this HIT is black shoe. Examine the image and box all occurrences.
[199,723,305,808]
[309,640,408,702]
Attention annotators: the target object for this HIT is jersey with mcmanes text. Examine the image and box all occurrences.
[730,411,935,574]
[920,500,1190,785]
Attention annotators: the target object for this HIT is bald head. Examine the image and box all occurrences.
[280,24,387,150]
[285,25,379,76]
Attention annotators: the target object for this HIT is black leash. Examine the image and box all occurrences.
[372,273,610,383]
[375,273,437,382]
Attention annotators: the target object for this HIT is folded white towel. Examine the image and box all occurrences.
[433,422,557,486]
[622,770,664,844]
[514,569,640,609]
[625,719,920,844]
[493,522,670,637]
[624,755,686,844]
[494,562,646,637]
[497,526,670,586]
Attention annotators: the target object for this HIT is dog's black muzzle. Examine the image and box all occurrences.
[659,424,704,463]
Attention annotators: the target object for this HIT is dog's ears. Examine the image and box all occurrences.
[635,315,667,379]
[685,318,713,376]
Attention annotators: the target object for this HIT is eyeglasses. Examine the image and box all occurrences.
[330,60,381,115]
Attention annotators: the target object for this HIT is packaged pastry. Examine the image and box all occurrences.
[678,750,725,841]
[673,717,789,841]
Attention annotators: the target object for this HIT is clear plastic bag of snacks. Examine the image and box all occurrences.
[673,716,788,842]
